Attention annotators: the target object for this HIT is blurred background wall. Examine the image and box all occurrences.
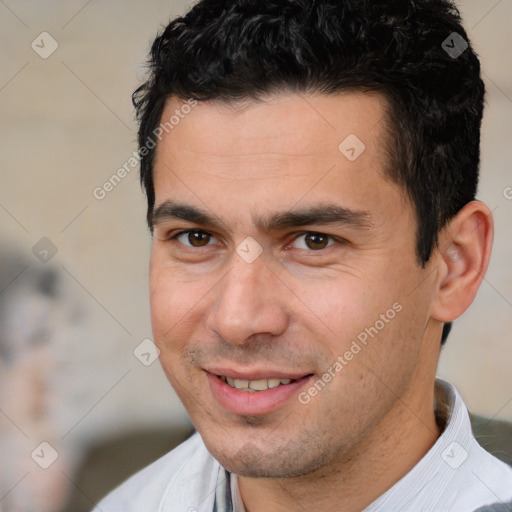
[0,0,511,510]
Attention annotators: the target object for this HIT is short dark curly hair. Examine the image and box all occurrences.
[133,0,485,344]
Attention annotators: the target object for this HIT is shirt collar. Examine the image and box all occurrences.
[364,377,472,511]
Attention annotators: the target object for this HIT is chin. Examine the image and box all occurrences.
[204,436,331,479]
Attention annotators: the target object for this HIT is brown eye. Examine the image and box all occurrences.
[189,231,211,247]
[292,232,335,251]
[304,233,329,250]
[175,230,214,247]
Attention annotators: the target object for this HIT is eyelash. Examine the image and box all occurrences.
[169,229,341,252]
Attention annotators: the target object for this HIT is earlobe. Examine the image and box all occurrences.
[430,201,494,323]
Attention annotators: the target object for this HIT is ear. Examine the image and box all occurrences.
[430,201,494,323]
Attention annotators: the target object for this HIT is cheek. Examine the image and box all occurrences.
[149,274,199,395]
[306,274,422,375]
[293,275,392,340]
[149,261,204,350]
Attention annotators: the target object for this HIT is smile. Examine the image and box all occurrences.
[207,371,314,416]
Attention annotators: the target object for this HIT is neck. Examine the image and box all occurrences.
[238,382,441,512]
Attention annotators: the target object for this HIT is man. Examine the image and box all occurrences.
[97,0,512,510]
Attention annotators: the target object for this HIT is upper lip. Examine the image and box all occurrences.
[206,367,312,381]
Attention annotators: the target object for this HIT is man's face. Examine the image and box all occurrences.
[150,92,440,478]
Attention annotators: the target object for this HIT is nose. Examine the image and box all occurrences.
[206,253,289,346]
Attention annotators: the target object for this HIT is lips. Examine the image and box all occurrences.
[206,369,313,416]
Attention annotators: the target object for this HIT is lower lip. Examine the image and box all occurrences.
[206,372,313,416]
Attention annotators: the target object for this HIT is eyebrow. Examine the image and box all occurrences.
[151,201,230,232]
[151,200,373,233]
[260,204,372,231]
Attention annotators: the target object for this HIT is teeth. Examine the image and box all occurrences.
[234,379,249,389]
[267,378,281,389]
[248,379,268,391]
[222,376,295,391]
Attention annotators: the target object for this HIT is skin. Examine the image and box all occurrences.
[149,92,493,511]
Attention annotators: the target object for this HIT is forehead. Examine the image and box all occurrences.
[156,91,390,161]
[152,91,406,224]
